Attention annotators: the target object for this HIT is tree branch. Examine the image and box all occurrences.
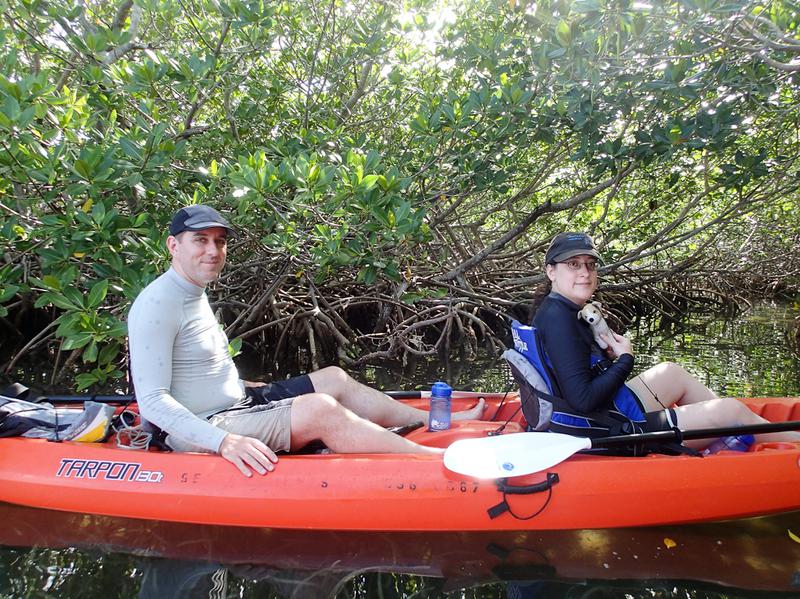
[438,163,636,282]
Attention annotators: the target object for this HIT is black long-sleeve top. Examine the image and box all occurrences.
[532,292,634,414]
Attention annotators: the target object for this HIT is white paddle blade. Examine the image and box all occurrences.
[443,432,592,479]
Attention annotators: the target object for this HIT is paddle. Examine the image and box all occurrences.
[443,420,800,479]
[34,394,135,405]
[37,389,461,404]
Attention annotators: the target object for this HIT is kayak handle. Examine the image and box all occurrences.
[488,473,559,520]
[495,472,560,495]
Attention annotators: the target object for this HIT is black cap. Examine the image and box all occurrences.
[169,205,235,236]
[545,232,602,264]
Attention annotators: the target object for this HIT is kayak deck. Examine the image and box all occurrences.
[0,393,798,530]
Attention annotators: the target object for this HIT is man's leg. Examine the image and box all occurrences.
[307,366,484,427]
[289,393,443,454]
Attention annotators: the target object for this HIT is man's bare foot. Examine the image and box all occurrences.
[452,397,485,421]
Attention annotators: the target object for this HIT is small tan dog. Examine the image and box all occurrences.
[578,301,614,349]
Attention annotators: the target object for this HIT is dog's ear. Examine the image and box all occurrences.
[577,309,582,320]
[591,300,602,309]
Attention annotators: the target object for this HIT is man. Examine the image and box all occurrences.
[128,205,484,477]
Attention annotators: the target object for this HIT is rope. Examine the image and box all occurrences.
[488,379,521,436]
[113,409,152,450]
[637,376,668,409]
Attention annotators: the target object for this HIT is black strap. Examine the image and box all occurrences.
[1,382,30,400]
[487,379,525,436]
[530,385,627,433]
[487,473,560,520]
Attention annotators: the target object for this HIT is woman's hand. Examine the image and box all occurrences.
[600,331,633,360]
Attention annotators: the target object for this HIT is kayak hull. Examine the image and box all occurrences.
[0,394,798,530]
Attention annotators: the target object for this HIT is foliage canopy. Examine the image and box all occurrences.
[1,0,799,388]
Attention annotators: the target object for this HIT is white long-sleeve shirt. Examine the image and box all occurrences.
[127,267,244,452]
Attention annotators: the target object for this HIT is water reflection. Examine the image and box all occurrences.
[0,502,798,597]
[629,303,800,398]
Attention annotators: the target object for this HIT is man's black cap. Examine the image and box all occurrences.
[545,232,602,264]
[169,205,235,236]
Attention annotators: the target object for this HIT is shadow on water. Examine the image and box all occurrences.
[2,302,800,597]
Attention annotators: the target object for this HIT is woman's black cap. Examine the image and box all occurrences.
[545,232,602,264]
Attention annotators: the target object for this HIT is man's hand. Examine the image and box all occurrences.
[219,433,278,477]
[600,330,633,360]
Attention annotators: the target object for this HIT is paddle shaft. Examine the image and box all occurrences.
[41,390,423,404]
[39,395,134,404]
[595,419,800,448]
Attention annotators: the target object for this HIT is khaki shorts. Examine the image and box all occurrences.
[209,397,295,452]
[166,398,295,453]
[167,375,314,453]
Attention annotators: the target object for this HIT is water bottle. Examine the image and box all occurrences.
[702,434,754,456]
[428,381,452,431]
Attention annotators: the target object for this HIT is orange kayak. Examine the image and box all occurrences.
[0,393,798,531]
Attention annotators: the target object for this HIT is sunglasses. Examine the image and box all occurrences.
[560,259,599,272]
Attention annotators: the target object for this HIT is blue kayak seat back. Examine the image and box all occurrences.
[503,320,555,431]
[510,320,553,388]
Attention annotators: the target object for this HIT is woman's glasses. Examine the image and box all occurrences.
[561,259,598,272]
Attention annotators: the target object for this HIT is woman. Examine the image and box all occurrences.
[533,232,799,447]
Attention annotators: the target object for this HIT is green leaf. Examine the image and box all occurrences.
[2,95,20,120]
[73,159,92,180]
[63,286,85,308]
[574,0,601,12]
[360,174,379,190]
[119,138,142,161]
[75,373,99,392]
[87,279,109,308]
[105,321,128,337]
[555,20,572,46]
[97,341,120,365]
[82,339,98,363]
[400,292,424,304]
[0,285,19,302]
[62,332,93,350]
[35,291,78,311]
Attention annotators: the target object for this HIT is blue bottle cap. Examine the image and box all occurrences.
[431,381,452,397]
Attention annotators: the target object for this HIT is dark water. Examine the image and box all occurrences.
[2,303,800,598]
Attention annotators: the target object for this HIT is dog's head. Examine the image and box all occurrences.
[578,302,603,325]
